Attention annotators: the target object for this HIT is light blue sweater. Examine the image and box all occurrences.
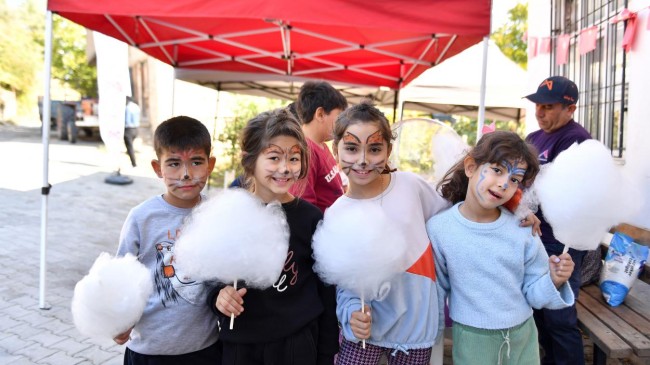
[426,203,574,330]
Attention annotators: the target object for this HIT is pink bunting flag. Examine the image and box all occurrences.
[482,122,496,135]
[610,8,638,53]
[579,27,598,55]
[556,35,571,65]
[539,37,551,54]
[528,37,538,58]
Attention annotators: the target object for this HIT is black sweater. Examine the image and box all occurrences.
[209,198,338,364]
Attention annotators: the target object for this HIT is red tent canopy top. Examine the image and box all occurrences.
[48,0,491,89]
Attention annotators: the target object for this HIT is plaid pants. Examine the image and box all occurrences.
[336,338,432,365]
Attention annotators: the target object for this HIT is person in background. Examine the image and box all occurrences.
[524,76,592,365]
[289,81,348,212]
[124,96,141,167]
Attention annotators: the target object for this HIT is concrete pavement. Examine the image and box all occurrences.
[0,123,181,364]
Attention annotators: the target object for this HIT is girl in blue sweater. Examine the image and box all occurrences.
[425,131,575,365]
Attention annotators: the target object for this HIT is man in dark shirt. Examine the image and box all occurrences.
[525,76,591,365]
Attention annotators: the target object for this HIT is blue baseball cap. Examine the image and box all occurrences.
[524,76,579,105]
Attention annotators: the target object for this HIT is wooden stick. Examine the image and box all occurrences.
[361,295,366,349]
[230,279,237,330]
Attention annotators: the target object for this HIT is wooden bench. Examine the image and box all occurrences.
[577,225,650,365]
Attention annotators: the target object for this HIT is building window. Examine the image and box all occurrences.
[550,0,627,158]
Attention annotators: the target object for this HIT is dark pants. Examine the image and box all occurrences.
[124,127,138,167]
[221,320,319,365]
[533,244,586,365]
[124,340,221,365]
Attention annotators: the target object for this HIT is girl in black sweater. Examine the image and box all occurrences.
[209,107,338,365]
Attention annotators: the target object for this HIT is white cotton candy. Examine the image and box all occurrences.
[312,201,409,301]
[174,188,289,289]
[532,140,642,250]
[430,129,469,183]
[71,252,152,339]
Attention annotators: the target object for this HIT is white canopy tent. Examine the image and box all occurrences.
[398,39,527,123]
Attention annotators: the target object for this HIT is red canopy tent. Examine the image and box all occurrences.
[38,0,491,308]
[47,0,490,90]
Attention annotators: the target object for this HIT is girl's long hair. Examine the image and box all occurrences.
[438,131,539,204]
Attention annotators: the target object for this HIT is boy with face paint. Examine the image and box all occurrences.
[114,116,221,365]
[426,131,575,365]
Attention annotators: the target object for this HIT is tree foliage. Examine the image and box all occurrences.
[450,117,526,147]
[0,1,97,117]
[51,14,97,98]
[491,3,528,69]
[0,0,42,98]
[212,95,287,186]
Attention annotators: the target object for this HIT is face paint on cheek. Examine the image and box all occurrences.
[476,165,488,201]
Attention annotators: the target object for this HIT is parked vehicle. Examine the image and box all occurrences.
[38,97,99,141]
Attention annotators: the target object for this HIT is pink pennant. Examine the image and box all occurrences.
[579,27,598,55]
[610,8,634,23]
[539,37,551,54]
[528,37,538,58]
[481,122,496,135]
[622,15,638,52]
[556,35,571,65]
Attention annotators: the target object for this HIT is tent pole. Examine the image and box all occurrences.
[39,10,54,310]
[392,88,399,123]
[172,69,176,116]
[209,82,221,191]
[476,36,489,141]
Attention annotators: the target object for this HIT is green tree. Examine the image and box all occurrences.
[492,3,528,69]
[450,116,526,146]
[0,0,43,112]
[212,95,287,186]
[51,14,97,98]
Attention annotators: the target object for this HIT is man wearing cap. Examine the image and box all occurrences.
[524,76,591,364]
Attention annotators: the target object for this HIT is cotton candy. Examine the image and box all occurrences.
[533,140,642,250]
[71,252,152,339]
[174,188,289,289]
[312,201,408,301]
[430,128,469,182]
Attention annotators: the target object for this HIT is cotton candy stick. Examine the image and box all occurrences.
[230,279,237,330]
[361,295,366,349]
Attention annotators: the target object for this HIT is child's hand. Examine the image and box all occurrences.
[113,327,133,345]
[350,305,372,340]
[215,286,248,318]
[549,253,575,288]
[519,213,542,236]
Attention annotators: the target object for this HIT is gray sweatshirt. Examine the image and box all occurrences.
[116,195,218,355]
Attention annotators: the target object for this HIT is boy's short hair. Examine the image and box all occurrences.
[153,116,211,158]
[295,81,348,124]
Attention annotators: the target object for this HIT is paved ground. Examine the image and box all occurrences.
[0,123,168,364]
